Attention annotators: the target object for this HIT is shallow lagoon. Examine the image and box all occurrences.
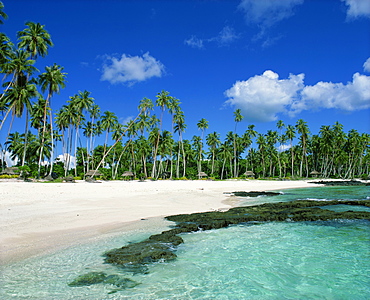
[1,186,369,299]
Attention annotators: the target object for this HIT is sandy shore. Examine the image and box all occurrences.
[0,179,319,265]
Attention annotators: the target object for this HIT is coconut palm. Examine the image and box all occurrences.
[37,63,66,175]
[0,49,37,131]
[174,110,186,177]
[0,1,8,25]
[233,109,243,177]
[100,111,118,167]
[196,118,208,177]
[276,120,285,178]
[17,21,53,59]
[285,124,296,177]
[151,90,171,178]
[296,119,310,177]
[206,131,221,176]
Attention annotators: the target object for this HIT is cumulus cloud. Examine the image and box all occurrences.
[301,73,370,111]
[364,57,370,72]
[225,70,305,122]
[225,66,370,122]
[238,0,304,28]
[185,26,239,49]
[341,0,370,19]
[101,52,165,85]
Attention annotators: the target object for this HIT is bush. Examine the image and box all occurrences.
[0,174,19,179]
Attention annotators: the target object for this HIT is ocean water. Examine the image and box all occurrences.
[1,186,369,300]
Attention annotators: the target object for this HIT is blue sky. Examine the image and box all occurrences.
[2,0,370,144]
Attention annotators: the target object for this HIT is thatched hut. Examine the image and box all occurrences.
[85,170,103,177]
[122,171,134,180]
[197,172,208,179]
[310,170,321,178]
[244,170,255,178]
[0,167,20,175]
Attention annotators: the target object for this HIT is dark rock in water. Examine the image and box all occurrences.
[104,275,140,288]
[104,238,178,267]
[73,197,369,289]
[309,180,369,186]
[68,272,107,287]
[232,191,281,197]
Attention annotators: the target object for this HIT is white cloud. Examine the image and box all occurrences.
[1,151,18,167]
[57,154,76,169]
[341,0,370,19]
[212,26,239,45]
[101,52,165,85]
[185,26,239,49]
[184,36,204,49]
[224,70,305,122]
[225,67,370,122]
[238,0,304,28]
[301,73,370,111]
[364,57,370,72]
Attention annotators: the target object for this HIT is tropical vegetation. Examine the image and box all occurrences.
[0,3,369,180]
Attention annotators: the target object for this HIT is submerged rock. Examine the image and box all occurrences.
[68,272,107,287]
[71,195,369,290]
[68,271,140,291]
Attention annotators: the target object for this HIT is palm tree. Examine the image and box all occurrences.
[0,49,37,131]
[100,111,118,167]
[196,118,208,177]
[218,142,232,179]
[37,63,67,175]
[285,124,296,177]
[256,134,267,177]
[276,120,285,178]
[2,82,38,167]
[157,130,173,178]
[174,110,187,177]
[233,109,243,177]
[138,97,154,117]
[296,119,310,177]
[206,131,221,176]
[17,21,53,59]
[0,1,8,25]
[152,90,171,178]
[266,130,278,177]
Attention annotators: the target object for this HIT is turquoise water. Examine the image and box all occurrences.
[1,186,369,299]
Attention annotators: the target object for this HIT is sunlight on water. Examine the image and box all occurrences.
[1,186,369,299]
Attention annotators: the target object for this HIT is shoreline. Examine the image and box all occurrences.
[0,179,319,265]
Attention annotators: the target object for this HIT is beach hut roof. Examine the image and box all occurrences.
[85,170,102,176]
[122,171,134,177]
[197,172,208,177]
[310,170,321,175]
[0,167,20,175]
[244,170,255,176]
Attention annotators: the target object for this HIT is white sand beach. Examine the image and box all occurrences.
[0,179,319,265]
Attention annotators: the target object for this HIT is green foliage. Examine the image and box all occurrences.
[0,174,18,179]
